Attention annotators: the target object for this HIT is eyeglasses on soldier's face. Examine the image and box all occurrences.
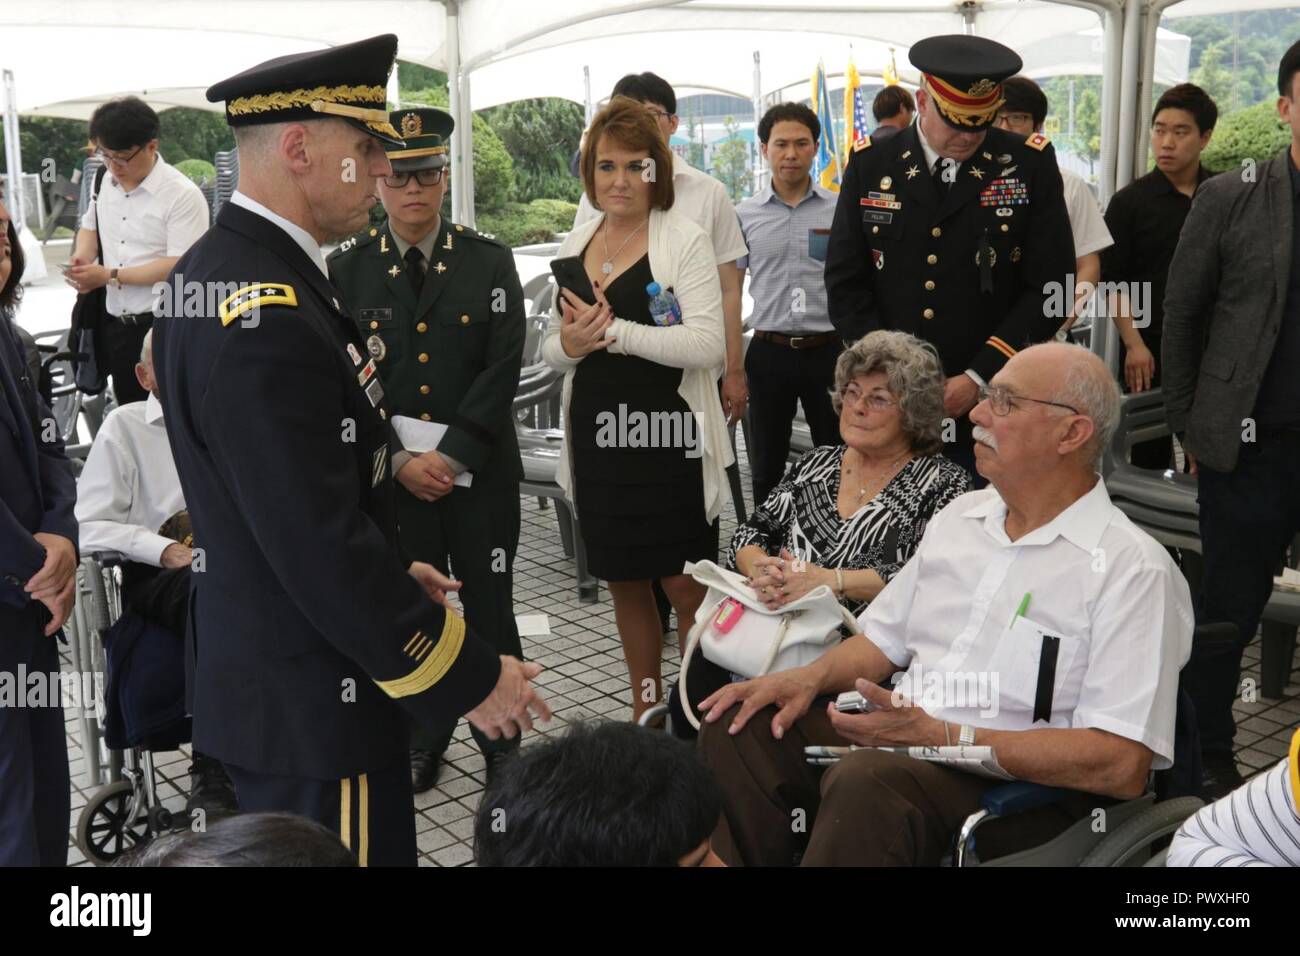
[978,383,1079,417]
[383,168,446,188]
[840,383,897,412]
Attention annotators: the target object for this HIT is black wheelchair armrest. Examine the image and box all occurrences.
[979,781,1074,817]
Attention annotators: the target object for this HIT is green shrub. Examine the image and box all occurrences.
[175,158,216,184]
[1200,101,1291,174]
[476,198,578,248]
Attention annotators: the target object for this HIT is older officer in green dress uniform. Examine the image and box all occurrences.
[329,107,527,792]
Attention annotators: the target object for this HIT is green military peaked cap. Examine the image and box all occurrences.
[385,108,454,171]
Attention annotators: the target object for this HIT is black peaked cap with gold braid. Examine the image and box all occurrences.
[909,34,1023,131]
[386,108,454,171]
[206,34,403,145]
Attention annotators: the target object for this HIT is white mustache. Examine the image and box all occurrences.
[972,425,998,450]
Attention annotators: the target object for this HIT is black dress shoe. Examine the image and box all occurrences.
[187,751,238,816]
[410,749,442,794]
[1200,753,1246,802]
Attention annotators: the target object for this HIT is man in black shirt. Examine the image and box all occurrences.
[1102,84,1216,469]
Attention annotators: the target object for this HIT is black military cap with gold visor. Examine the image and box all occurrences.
[385,108,454,171]
[206,33,404,145]
[908,34,1023,131]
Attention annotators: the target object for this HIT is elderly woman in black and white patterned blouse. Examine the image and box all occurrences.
[729,330,971,614]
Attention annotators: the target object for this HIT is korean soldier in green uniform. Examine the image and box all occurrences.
[329,108,527,792]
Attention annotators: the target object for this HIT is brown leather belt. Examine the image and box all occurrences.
[753,330,840,350]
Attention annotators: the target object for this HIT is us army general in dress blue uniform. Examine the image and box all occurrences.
[329,108,527,793]
[825,35,1075,475]
[153,35,548,866]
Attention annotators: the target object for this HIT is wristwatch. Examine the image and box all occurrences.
[958,724,976,747]
[110,268,121,289]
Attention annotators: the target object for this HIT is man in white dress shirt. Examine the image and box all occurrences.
[67,97,209,404]
[699,342,1194,865]
[75,329,235,815]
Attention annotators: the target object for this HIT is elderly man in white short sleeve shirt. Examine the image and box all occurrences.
[699,342,1193,866]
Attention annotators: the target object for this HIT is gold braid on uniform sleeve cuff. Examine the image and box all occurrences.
[374,613,466,698]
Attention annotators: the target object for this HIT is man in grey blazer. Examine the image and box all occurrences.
[1163,39,1300,799]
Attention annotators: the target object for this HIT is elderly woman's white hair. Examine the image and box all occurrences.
[830,330,947,455]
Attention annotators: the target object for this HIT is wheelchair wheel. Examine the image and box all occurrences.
[77,780,152,866]
[1080,796,1204,867]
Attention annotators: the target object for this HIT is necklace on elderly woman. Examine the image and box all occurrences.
[601,218,648,275]
[844,450,908,500]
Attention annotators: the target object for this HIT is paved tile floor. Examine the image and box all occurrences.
[60,445,1300,866]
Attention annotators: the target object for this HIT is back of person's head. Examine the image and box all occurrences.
[115,812,357,866]
[474,720,722,866]
[581,96,676,212]
[1000,76,1049,131]
[872,85,915,124]
[611,72,677,115]
[89,96,162,151]
[1,215,25,320]
[758,102,820,144]
[1279,39,1300,98]
[1152,83,1218,134]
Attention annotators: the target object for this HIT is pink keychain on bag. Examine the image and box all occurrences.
[712,597,745,636]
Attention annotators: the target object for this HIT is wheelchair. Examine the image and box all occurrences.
[66,552,186,865]
[645,627,1219,867]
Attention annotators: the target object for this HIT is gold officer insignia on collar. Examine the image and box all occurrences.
[901,149,912,159]
[905,165,920,180]
[969,167,985,180]
[434,261,446,274]
[388,265,401,278]
[218,283,297,327]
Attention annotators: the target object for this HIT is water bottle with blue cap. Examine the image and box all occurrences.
[646,282,682,327]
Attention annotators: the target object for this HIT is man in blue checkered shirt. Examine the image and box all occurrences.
[736,102,842,508]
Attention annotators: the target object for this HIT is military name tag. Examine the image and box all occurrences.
[364,377,385,408]
[860,197,902,211]
[358,307,392,324]
[862,210,894,225]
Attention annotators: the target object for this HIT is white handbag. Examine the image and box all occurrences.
[676,560,858,730]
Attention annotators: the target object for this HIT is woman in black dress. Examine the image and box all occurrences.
[543,98,731,720]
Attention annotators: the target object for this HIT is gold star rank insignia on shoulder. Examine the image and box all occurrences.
[218,283,297,327]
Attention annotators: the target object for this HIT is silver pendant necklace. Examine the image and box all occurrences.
[845,450,907,500]
[601,218,647,275]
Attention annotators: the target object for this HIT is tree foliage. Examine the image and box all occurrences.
[713,116,750,202]
[479,98,584,204]
[1200,100,1291,173]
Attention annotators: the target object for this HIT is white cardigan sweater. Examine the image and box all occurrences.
[541,206,735,523]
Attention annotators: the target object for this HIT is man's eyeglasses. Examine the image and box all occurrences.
[383,168,446,188]
[840,384,897,412]
[94,145,145,166]
[645,109,674,121]
[978,384,1079,417]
